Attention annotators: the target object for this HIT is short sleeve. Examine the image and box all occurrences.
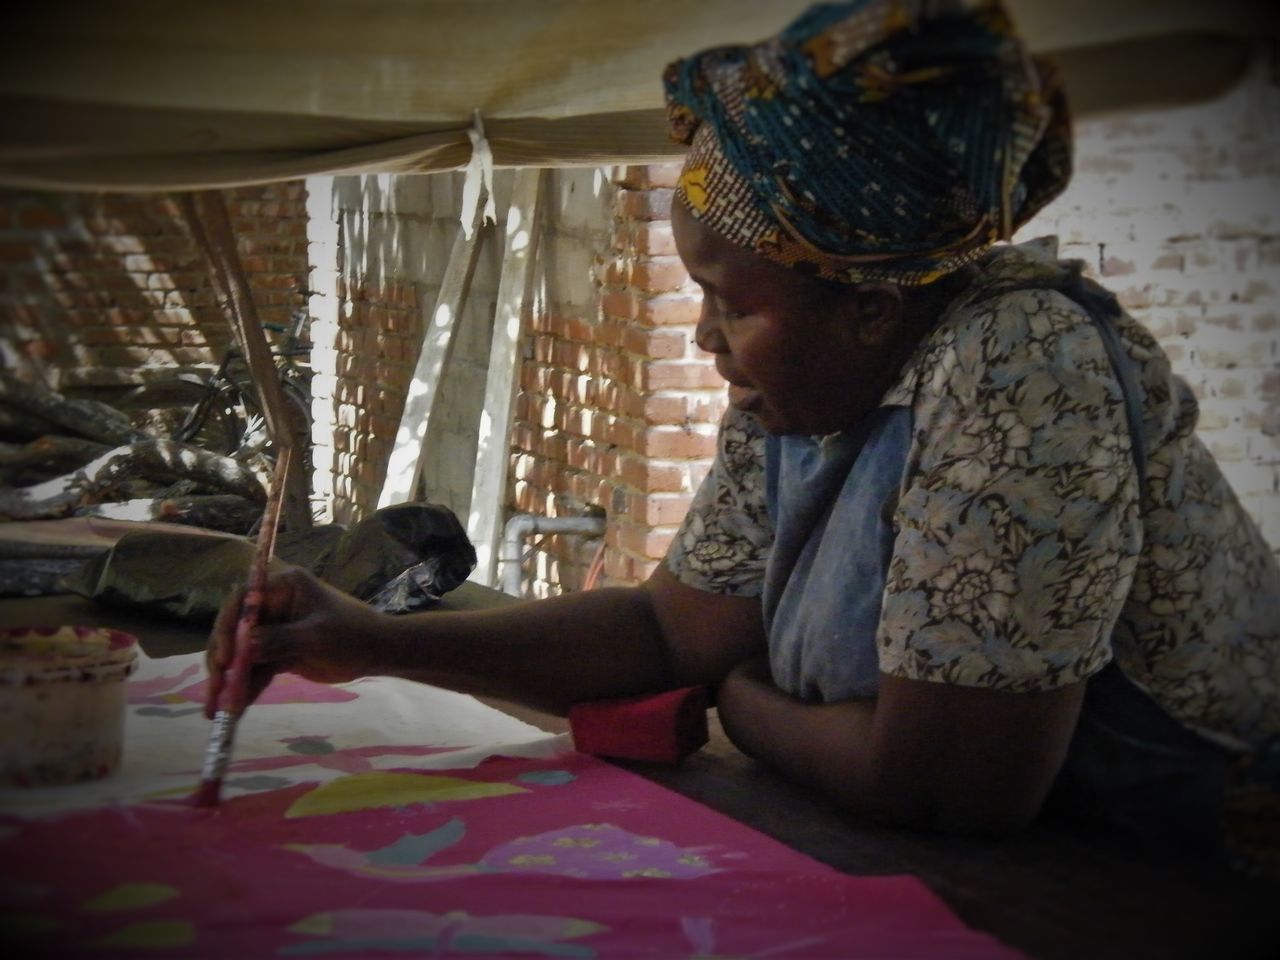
[878,288,1143,692]
[664,406,772,596]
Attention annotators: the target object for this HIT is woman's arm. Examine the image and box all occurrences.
[206,563,765,718]
[716,659,1084,835]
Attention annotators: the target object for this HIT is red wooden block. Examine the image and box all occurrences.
[568,686,709,764]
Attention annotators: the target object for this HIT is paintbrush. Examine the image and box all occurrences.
[191,447,293,807]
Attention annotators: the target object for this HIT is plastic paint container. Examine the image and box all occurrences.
[0,626,139,787]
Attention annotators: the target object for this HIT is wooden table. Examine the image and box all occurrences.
[3,590,1277,960]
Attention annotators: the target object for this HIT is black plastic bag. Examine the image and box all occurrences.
[319,503,476,614]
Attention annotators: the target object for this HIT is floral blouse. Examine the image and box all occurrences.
[666,239,1280,752]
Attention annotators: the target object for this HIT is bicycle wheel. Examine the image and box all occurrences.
[114,378,243,456]
[238,379,312,476]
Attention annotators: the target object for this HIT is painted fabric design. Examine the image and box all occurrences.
[0,650,553,815]
[0,658,1022,958]
[665,239,1280,751]
[663,0,1071,285]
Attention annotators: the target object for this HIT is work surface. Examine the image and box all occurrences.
[2,590,1277,960]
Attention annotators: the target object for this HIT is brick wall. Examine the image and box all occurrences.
[310,167,657,594]
[509,168,615,594]
[311,172,510,526]
[0,184,309,393]
[511,165,722,595]
[314,166,712,596]
[1019,56,1280,550]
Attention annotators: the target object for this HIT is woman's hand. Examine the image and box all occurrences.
[203,567,387,719]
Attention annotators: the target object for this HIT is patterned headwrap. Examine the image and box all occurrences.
[663,0,1071,285]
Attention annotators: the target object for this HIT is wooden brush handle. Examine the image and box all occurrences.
[220,447,291,717]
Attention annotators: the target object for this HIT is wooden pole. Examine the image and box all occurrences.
[466,168,544,585]
[377,187,490,508]
[177,190,311,530]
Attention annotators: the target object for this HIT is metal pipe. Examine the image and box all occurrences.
[500,512,606,596]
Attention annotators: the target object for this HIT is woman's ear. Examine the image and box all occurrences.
[848,282,904,347]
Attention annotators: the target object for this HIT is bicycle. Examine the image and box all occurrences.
[116,312,313,468]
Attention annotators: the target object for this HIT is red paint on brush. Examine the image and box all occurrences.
[188,779,222,807]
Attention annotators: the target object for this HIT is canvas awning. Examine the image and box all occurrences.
[1,0,1272,192]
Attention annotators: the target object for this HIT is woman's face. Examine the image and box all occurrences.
[672,200,890,436]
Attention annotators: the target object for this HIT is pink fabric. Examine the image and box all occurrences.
[0,751,1023,958]
[129,665,359,706]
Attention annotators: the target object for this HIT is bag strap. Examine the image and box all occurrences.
[1062,276,1149,505]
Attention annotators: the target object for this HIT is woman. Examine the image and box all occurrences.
[208,0,1279,863]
